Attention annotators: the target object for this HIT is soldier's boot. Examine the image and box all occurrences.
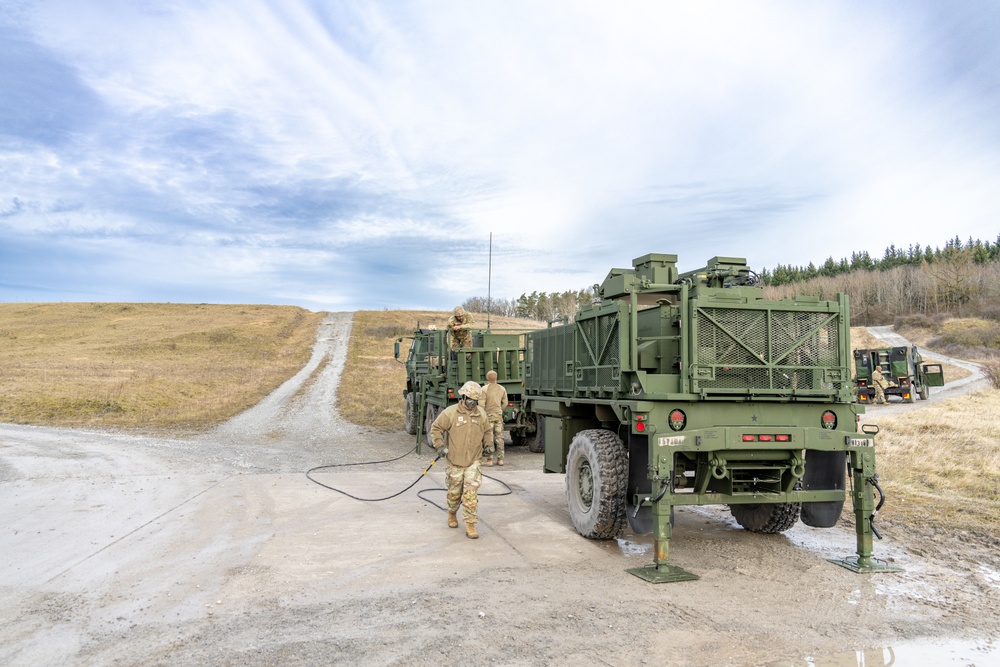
[447,511,458,528]
[497,459,504,466]
[484,459,493,466]
[465,522,478,539]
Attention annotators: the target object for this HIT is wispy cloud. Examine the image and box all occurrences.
[2,0,999,310]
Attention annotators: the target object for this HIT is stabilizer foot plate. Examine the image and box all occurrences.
[626,564,700,583]
[828,557,904,574]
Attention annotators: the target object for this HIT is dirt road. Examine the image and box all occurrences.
[2,314,998,666]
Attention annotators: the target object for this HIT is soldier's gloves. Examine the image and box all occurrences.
[436,446,448,458]
[486,444,495,455]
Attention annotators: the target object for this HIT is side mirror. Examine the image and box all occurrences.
[394,339,401,359]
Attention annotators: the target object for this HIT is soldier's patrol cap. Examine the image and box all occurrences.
[458,381,482,400]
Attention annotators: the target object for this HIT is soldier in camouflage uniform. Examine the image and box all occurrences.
[871,367,889,404]
[431,381,492,539]
[481,370,508,467]
[447,306,475,351]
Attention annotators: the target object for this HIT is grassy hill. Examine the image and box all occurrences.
[0,303,324,431]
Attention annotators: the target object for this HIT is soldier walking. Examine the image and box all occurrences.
[431,381,493,539]
[871,367,889,404]
[481,370,508,467]
[447,306,475,351]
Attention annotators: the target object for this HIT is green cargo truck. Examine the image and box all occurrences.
[854,346,944,404]
[395,328,533,449]
[522,253,899,582]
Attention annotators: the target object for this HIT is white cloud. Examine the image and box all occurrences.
[3,0,1000,308]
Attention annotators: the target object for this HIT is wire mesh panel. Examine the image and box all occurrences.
[576,311,621,393]
[694,306,844,394]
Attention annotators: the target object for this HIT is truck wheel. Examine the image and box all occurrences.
[566,429,628,539]
[423,404,439,444]
[918,383,929,400]
[404,393,417,435]
[526,415,545,453]
[905,389,915,404]
[730,501,800,534]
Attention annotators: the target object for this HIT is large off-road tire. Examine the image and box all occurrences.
[565,429,628,539]
[730,501,800,534]
[404,393,417,435]
[526,415,545,453]
[918,383,929,400]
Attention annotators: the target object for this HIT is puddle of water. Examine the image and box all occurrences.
[612,537,651,557]
[763,639,999,666]
[979,563,1000,587]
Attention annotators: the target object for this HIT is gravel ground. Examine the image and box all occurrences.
[1,314,998,666]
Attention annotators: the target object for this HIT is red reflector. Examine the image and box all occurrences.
[636,422,645,432]
[742,434,755,442]
[903,393,910,399]
[635,414,644,421]
[758,434,773,442]
[776,434,790,442]
[507,402,514,407]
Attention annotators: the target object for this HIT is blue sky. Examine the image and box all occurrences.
[2,1,999,311]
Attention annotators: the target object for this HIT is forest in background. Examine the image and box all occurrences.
[466,235,1000,326]
[762,235,999,325]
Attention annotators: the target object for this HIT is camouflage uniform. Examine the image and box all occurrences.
[481,371,508,466]
[430,385,492,529]
[447,306,475,351]
[872,367,889,404]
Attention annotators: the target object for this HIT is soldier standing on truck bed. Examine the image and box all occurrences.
[431,381,492,539]
[872,366,889,404]
[447,306,474,351]
[481,370,508,467]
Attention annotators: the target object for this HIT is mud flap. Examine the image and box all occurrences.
[800,450,846,528]
[626,433,653,534]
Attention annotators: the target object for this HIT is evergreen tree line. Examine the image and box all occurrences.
[760,235,1000,286]
[764,243,1000,325]
[463,288,594,322]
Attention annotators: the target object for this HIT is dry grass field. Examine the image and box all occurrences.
[336,309,544,431]
[875,389,1000,535]
[0,303,325,431]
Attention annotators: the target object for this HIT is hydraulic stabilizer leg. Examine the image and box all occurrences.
[829,446,903,574]
[627,483,698,583]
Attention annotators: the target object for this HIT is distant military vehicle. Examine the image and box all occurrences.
[395,327,535,449]
[520,253,899,582]
[854,346,944,403]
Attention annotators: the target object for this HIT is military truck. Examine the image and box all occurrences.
[521,254,899,582]
[854,346,944,404]
[395,327,534,450]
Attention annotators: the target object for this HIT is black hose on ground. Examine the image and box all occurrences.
[306,448,511,508]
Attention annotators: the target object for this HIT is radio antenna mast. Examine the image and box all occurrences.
[487,232,493,329]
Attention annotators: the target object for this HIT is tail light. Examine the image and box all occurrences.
[634,414,646,432]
